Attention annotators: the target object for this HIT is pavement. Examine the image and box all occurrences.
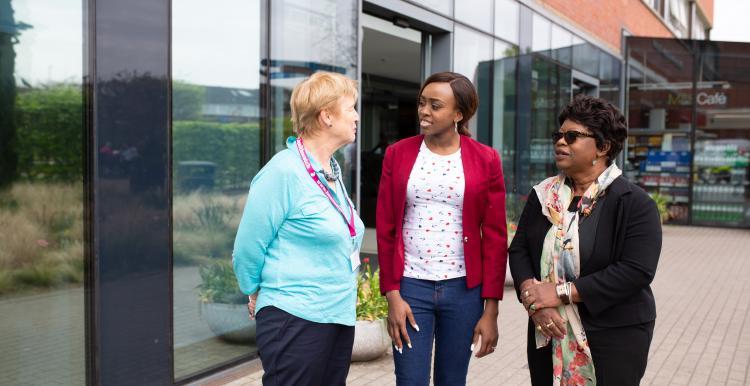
[210,225,750,386]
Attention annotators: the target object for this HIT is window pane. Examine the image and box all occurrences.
[550,24,572,65]
[626,38,694,224]
[531,13,551,55]
[455,0,493,33]
[411,0,452,15]
[692,46,750,227]
[172,0,262,379]
[572,38,600,77]
[269,0,359,194]
[492,40,518,221]
[454,25,493,137]
[0,0,85,384]
[494,0,519,44]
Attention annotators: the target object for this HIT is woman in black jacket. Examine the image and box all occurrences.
[509,95,662,386]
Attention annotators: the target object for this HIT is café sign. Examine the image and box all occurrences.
[668,91,727,107]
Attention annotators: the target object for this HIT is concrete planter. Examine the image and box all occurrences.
[351,319,390,362]
[200,302,256,343]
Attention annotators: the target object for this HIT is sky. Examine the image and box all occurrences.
[710,0,750,43]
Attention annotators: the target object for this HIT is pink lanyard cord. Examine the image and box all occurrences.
[295,138,356,237]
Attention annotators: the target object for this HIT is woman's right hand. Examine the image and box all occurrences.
[247,292,258,320]
[385,290,418,353]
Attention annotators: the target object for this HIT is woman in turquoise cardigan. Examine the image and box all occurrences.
[232,71,365,386]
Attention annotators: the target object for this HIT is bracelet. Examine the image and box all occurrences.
[556,282,571,305]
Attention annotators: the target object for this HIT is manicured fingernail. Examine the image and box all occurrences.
[399,347,403,354]
[407,343,412,349]
[413,324,420,332]
[470,344,475,351]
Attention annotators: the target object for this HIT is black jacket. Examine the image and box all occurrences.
[508,176,662,330]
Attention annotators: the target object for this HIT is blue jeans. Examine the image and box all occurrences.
[393,277,484,386]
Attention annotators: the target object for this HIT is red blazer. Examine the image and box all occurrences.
[376,135,508,299]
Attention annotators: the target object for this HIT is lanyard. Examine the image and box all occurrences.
[295,138,356,237]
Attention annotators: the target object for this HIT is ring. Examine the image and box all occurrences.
[529,304,537,312]
[546,321,554,328]
[536,325,542,331]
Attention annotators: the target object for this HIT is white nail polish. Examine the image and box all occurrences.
[399,347,403,354]
[414,324,420,332]
[408,343,412,349]
[470,344,475,351]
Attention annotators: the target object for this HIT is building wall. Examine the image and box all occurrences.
[533,0,714,52]
[697,0,714,26]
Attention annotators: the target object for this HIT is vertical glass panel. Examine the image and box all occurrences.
[454,0,493,33]
[625,38,694,224]
[492,41,519,222]
[494,0,519,44]
[692,44,750,227]
[598,51,622,107]
[525,57,571,189]
[531,13,551,56]
[172,0,262,379]
[0,0,85,384]
[572,39,600,77]
[269,0,358,194]
[411,0,452,16]
[454,25,493,137]
[550,24,572,66]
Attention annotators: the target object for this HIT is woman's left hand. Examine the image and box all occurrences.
[472,300,499,358]
[522,279,561,314]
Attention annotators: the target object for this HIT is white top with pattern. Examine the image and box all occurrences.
[402,141,466,281]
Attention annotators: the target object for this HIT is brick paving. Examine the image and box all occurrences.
[215,225,750,386]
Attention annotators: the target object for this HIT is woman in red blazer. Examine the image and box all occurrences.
[376,72,508,385]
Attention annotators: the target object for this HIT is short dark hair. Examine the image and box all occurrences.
[558,94,627,164]
[418,72,478,137]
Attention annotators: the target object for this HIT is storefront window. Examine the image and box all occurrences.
[692,45,750,227]
[454,0,493,34]
[0,0,85,383]
[551,24,572,66]
[269,0,359,194]
[171,0,262,379]
[626,38,694,224]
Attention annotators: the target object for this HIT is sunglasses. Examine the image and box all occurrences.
[552,130,597,144]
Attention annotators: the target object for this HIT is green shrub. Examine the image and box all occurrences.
[649,193,670,224]
[173,120,261,191]
[356,259,388,321]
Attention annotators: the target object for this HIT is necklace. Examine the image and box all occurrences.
[322,159,340,182]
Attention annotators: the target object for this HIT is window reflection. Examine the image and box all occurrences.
[171,0,262,379]
[454,0,493,33]
[0,0,85,384]
[454,26,493,137]
[494,0,519,44]
[269,0,359,194]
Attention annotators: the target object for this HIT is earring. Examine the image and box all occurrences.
[454,121,458,131]
[592,158,598,166]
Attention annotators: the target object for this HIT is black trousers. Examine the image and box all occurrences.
[527,319,655,386]
[255,306,354,386]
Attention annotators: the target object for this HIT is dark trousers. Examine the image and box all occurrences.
[527,319,655,386]
[393,277,484,386]
[255,306,354,386]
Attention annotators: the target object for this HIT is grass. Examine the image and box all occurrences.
[0,183,84,296]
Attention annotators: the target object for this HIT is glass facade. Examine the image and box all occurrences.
[171,0,262,379]
[626,37,750,227]
[0,0,85,384]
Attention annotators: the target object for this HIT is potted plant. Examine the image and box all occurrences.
[352,257,391,361]
[197,259,256,343]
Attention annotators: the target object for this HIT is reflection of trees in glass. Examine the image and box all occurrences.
[173,80,205,121]
[0,0,21,187]
[16,85,83,181]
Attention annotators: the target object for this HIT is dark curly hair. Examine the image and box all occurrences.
[558,94,628,165]
[418,72,478,137]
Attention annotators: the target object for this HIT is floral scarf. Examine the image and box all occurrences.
[532,163,622,386]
